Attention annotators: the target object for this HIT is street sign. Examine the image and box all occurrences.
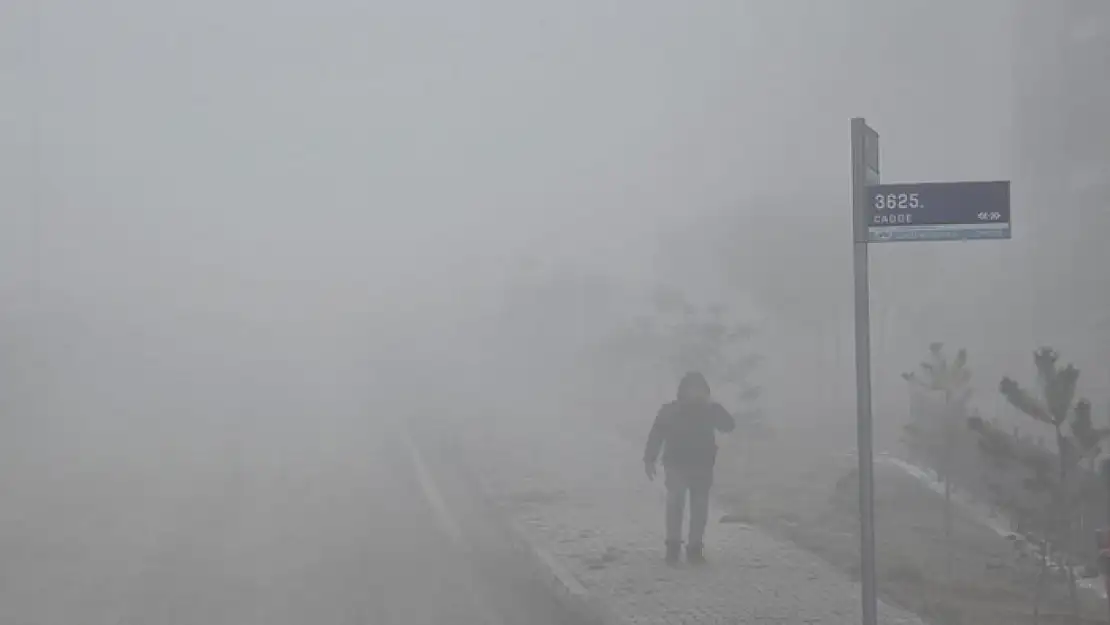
[866,180,1011,242]
[850,117,1013,625]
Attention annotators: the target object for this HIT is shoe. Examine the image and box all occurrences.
[665,541,682,564]
[686,543,706,565]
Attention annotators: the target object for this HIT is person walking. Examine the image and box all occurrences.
[643,371,735,564]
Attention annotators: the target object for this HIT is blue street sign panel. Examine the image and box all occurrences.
[865,180,1011,242]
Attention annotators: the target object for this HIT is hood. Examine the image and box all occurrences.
[676,371,710,401]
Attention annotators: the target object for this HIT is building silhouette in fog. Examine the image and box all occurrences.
[1012,1,1109,337]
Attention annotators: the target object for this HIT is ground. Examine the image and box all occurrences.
[8,385,1105,625]
[0,417,589,625]
[712,421,1108,625]
[429,401,925,625]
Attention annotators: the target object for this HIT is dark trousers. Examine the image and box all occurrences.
[664,464,712,546]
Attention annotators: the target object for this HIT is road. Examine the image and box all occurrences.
[0,416,586,625]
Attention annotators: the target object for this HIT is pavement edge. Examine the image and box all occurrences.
[496,505,626,625]
[435,433,627,625]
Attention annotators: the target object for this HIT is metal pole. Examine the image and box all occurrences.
[851,117,878,625]
[1100,459,1110,624]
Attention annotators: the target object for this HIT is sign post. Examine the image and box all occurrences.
[849,118,1011,625]
[850,118,879,625]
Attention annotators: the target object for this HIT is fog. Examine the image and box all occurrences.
[0,0,1072,468]
[0,0,1030,470]
[0,1,1107,620]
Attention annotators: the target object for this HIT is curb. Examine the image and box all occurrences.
[444,441,627,625]
[498,508,626,625]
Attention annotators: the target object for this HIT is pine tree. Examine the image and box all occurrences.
[902,342,972,580]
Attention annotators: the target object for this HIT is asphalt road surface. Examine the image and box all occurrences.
[0,417,587,625]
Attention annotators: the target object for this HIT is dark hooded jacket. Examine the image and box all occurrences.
[643,372,736,469]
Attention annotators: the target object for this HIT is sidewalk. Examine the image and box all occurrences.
[443,408,925,625]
